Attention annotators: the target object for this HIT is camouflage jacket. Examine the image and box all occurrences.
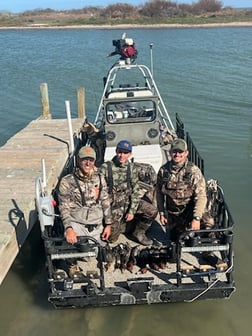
[156,159,207,217]
[58,168,112,228]
[99,156,140,215]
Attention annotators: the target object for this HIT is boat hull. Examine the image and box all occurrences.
[48,282,235,309]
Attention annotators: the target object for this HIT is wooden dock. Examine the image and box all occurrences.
[0,117,84,285]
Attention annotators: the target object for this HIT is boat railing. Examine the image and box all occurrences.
[186,133,204,175]
[94,62,175,134]
[45,235,105,293]
[176,113,185,139]
[176,179,234,290]
[215,185,235,230]
[176,113,204,174]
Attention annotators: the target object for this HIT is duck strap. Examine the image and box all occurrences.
[106,161,113,195]
[126,163,132,191]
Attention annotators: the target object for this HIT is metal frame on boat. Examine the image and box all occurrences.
[35,34,235,309]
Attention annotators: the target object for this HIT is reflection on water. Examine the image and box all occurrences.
[0,27,251,336]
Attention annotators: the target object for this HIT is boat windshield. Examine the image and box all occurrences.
[106,100,156,124]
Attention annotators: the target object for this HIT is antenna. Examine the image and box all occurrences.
[149,43,154,76]
[65,100,75,154]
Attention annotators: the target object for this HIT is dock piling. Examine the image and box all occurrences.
[77,87,85,120]
[40,83,51,119]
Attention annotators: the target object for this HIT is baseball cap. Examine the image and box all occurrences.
[78,146,96,160]
[171,138,187,152]
[116,140,132,152]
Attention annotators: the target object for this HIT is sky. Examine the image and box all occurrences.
[0,1,251,13]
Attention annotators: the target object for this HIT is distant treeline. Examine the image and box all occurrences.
[11,0,231,17]
[1,0,252,27]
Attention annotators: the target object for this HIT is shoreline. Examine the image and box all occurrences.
[0,22,252,30]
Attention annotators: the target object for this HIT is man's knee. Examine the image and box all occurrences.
[137,199,158,220]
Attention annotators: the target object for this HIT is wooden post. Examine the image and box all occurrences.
[77,87,86,120]
[40,83,51,119]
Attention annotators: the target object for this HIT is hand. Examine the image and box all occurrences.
[160,214,167,225]
[190,219,201,230]
[125,213,134,222]
[101,225,111,241]
[65,227,78,244]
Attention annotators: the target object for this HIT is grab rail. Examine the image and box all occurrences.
[176,113,204,174]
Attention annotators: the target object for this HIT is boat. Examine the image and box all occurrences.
[35,34,235,309]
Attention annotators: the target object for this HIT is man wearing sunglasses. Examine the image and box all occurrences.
[156,138,208,244]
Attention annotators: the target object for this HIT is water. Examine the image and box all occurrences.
[0,27,251,335]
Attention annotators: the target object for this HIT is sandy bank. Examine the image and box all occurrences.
[0,22,252,30]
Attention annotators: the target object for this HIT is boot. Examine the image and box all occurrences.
[202,252,228,271]
[67,261,82,279]
[168,242,177,263]
[132,221,153,246]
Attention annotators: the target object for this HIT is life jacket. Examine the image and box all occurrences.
[105,161,132,196]
[105,161,156,194]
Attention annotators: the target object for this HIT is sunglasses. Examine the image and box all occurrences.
[172,149,184,154]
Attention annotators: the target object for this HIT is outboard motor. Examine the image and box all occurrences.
[108,33,138,63]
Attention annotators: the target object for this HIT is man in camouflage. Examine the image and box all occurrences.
[156,138,213,243]
[99,140,157,246]
[58,146,112,246]
[58,146,112,277]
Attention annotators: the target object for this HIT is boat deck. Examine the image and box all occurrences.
[77,228,228,288]
[52,219,228,295]
[0,118,83,285]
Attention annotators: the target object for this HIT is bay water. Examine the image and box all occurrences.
[0,27,251,336]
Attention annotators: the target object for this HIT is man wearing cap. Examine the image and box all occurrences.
[99,140,157,245]
[58,146,112,277]
[156,138,208,243]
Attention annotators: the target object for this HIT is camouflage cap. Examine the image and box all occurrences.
[116,140,132,152]
[171,138,187,152]
[78,146,96,159]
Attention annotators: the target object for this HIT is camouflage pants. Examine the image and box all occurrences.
[109,197,158,243]
[168,210,214,243]
[136,197,158,221]
[108,196,130,243]
[109,211,125,243]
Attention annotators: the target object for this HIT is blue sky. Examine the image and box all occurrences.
[0,1,251,13]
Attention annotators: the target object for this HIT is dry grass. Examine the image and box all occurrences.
[0,8,251,27]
